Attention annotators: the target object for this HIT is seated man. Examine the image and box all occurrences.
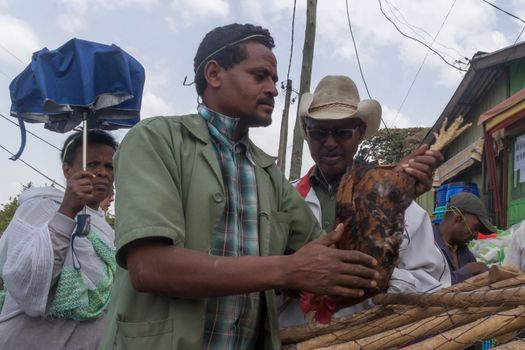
[279,75,451,327]
[433,192,496,284]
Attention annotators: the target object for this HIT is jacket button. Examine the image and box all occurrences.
[212,193,224,203]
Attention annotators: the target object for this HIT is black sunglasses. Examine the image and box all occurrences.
[305,128,357,142]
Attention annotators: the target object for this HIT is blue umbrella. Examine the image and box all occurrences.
[9,37,145,160]
[8,38,145,249]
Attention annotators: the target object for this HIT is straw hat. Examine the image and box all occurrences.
[299,75,382,140]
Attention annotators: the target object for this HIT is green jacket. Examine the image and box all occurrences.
[99,114,322,350]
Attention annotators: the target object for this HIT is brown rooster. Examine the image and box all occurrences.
[299,116,471,324]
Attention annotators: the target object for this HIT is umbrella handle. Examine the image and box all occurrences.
[9,115,27,161]
[71,213,91,270]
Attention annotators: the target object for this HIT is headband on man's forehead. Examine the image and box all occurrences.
[194,34,267,74]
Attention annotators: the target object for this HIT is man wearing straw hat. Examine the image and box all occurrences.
[278,75,451,327]
[434,192,495,284]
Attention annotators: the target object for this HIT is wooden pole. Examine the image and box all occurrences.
[280,305,389,344]
[278,79,293,171]
[402,305,525,350]
[372,285,525,308]
[289,0,317,181]
[295,307,444,350]
[281,269,514,346]
[316,307,501,350]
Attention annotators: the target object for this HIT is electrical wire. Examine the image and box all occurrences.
[514,26,525,45]
[0,69,12,80]
[0,42,27,66]
[390,0,458,128]
[0,144,65,190]
[346,0,392,136]
[378,0,467,72]
[480,0,525,25]
[383,0,468,62]
[286,0,297,82]
[0,113,61,151]
[345,0,372,99]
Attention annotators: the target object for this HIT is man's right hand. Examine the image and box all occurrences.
[59,171,96,219]
[464,262,489,276]
[285,224,380,298]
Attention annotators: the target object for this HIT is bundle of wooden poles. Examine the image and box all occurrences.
[280,266,525,349]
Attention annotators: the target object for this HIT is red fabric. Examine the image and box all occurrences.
[295,166,315,199]
[296,166,337,325]
[299,292,336,324]
[477,232,497,240]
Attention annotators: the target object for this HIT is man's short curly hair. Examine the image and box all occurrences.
[193,23,275,96]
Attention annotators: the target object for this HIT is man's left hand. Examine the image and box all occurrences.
[397,144,444,197]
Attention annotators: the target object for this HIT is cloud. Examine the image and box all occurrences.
[381,104,424,128]
[239,0,306,25]
[141,91,174,118]
[314,0,517,88]
[0,15,41,67]
[57,0,88,34]
[166,0,229,30]
[118,0,158,10]
[57,0,160,34]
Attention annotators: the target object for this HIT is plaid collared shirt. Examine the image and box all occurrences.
[199,105,261,350]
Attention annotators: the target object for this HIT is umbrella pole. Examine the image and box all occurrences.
[82,112,88,220]
[82,112,88,171]
[71,111,91,271]
[79,114,90,236]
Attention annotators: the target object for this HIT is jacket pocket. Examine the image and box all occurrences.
[269,211,292,255]
[115,317,173,349]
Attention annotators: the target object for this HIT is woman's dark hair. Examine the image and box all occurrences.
[193,23,275,96]
[61,129,118,165]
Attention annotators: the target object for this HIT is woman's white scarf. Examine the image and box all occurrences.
[0,187,115,321]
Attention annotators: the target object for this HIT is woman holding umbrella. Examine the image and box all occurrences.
[0,129,117,349]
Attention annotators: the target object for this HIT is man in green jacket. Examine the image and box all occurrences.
[99,23,430,350]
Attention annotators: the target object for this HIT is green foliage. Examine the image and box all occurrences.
[105,213,115,228]
[0,183,33,235]
[356,127,430,165]
[0,197,19,235]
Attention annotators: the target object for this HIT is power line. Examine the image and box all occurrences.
[0,69,12,80]
[0,113,61,151]
[286,0,297,82]
[378,0,467,72]
[345,0,372,99]
[480,0,525,25]
[383,0,467,62]
[390,0,458,128]
[346,0,392,136]
[0,143,65,190]
[0,42,27,66]
[514,26,525,45]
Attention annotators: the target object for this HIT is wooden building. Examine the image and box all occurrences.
[418,42,525,229]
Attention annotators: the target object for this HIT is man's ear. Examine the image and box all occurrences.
[203,60,224,89]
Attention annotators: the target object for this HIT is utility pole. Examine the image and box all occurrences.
[289,0,317,181]
[277,80,292,171]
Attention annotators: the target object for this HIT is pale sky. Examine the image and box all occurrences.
[0,0,524,204]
